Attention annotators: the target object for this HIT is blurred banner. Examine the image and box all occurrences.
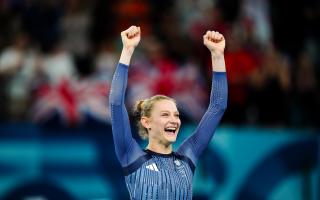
[0,124,318,200]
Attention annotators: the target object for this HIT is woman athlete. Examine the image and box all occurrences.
[109,25,228,200]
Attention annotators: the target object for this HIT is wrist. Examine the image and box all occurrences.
[210,51,224,57]
[119,47,135,65]
[122,46,135,56]
[211,52,226,72]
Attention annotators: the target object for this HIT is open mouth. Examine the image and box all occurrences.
[164,127,178,136]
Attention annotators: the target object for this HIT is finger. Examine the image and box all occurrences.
[218,33,223,41]
[204,31,209,39]
[121,30,127,37]
[206,31,210,37]
[130,26,138,37]
[208,31,212,40]
[203,32,210,44]
[123,28,131,37]
[128,26,135,32]
[220,34,225,41]
[127,26,135,37]
[215,32,221,40]
[216,32,221,40]
[130,30,137,38]
[212,31,217,41]
[216,32,223,41]
[214,32,218,41]
[203,35,208,45]
[203,33,207,41]
[126,26,133,33]
[210,32,214,41]
[133,26,139,36]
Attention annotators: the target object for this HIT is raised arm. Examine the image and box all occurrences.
[177,31,228,165]
[109,26,145,167]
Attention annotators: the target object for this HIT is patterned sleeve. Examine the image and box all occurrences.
[177,72,228,165]
[109,63,145,167]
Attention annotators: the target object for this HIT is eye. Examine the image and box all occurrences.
[161,113,169,117]
[175,113,180,118]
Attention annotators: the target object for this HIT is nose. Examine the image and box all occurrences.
[169,115,180,124]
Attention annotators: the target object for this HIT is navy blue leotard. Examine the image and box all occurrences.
[109,63,227,199]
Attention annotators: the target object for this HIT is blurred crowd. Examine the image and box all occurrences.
[0,0,319,128]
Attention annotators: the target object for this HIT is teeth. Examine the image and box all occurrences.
[165,128,176,131]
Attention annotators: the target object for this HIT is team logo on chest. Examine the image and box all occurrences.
[174,160,181,166]
[174,159,188,177]
[146,163,159,171]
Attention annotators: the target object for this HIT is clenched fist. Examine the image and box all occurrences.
[203,31,225,54]
[121,26,141,50]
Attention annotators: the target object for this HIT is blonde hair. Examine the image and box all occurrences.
[133,95,176,140]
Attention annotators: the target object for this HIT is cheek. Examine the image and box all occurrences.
[152,119,167,130]
[176,119,181,127]
[150,119,163,129]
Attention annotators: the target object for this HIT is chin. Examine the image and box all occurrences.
[168,139,177,143]
[164,136,177,143]
[162,131,178,144]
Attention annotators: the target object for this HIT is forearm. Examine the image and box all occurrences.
[109,62,144,166]
[119,47,135,65]
[109,25,145,167]
[109,63,129,106]
[110,48,134,103]
[211,52,226,72]
[193,73,228,155]
[177,72,227,164]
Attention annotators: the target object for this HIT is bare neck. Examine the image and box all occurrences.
[146,140,173,154]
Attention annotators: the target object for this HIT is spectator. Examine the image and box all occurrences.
[249,43,291,125]
[60,0,92,57]
[223,26,259,124]
[40,41,77,85]
[0,32,41,120]
[93,39,118,82]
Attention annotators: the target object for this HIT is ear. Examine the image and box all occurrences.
[140,117,151,129]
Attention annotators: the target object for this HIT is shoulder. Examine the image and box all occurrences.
[174,152,196,174]
[122,152,152,176]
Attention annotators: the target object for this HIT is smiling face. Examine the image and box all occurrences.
[141,99,181,146]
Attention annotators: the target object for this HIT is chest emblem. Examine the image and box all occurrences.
[146,163,159,171]
[174,160,181,166]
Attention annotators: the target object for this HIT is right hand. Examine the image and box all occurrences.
[121,26,141,51]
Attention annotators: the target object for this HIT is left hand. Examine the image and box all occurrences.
[203,31,225,54]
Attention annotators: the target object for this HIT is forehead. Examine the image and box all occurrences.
[152,100,178,112]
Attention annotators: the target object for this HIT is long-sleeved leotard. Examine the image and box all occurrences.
[109,63,227,200]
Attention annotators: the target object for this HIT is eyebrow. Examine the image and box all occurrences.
[160,111,180,114]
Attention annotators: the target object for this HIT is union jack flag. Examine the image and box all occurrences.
[127,59,208,121]
[31,79,110,125]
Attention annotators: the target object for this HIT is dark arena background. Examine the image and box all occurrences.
[0,0,319,199]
